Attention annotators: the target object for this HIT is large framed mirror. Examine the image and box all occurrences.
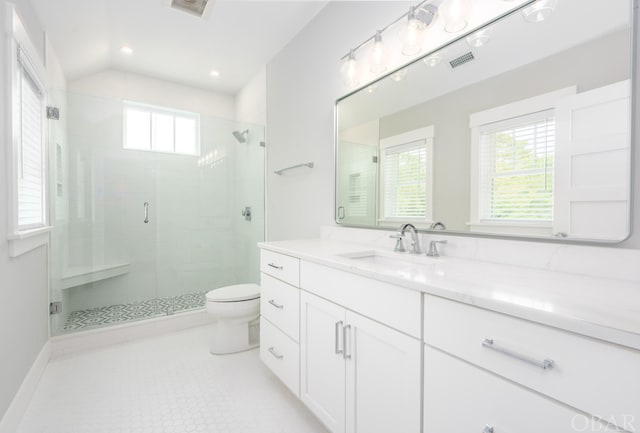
[335,0,634,242]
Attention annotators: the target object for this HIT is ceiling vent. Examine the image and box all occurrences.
[169,0,211,18]
[449,51,475,69]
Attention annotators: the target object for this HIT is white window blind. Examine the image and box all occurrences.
[479,110,555,222]
[382,140,429,219]
[123,101,200,156]
[17,49,46,229]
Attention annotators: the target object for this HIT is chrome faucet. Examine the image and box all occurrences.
[400,223,421,254]
[426,240,447,257]
[389,232,406,252]
[429,221,446,230]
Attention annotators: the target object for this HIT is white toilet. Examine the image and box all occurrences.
[205,283,261,355]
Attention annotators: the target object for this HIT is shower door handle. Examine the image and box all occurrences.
[143,202,149,224]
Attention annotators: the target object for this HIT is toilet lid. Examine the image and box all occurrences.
[206,284,261,302]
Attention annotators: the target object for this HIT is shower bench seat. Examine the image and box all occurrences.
[61,263,130,290]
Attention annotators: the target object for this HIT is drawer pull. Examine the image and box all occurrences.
[268,263,283,270]
[482,338,555,370]
[268,299,284,309]
[268,347,284,359]
[343,324,352,360]
[483,425,494,433]
[335,321,344,354]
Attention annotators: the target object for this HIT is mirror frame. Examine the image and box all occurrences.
[334,0,637,244]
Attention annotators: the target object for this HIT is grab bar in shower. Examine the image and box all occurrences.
[144,202,149,224]
[274,162,314,176]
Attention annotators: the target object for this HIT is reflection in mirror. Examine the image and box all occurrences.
[336,0,632,242]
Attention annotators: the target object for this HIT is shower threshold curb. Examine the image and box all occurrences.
[50,309,211,359]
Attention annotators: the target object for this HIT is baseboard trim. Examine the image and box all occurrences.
[0,341,51,433]
[50,309,211,359]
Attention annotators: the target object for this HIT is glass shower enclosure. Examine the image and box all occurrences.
[48,90,265,335]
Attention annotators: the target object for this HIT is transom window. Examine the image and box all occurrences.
[123,101,200,156]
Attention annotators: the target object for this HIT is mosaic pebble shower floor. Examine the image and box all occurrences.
[62,292,207,331]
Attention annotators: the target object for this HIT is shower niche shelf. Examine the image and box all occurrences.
[61,263,130,290]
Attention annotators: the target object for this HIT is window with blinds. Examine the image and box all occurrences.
[123,101,200,156]
[381,139,430,220]
[478,110,555,222]
[17,50,46,230]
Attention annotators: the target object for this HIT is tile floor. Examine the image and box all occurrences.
[17,326,328,433]
[62,292,207,332]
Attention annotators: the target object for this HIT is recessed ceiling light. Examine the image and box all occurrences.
[210,70,220,77]
[120,45,133,55]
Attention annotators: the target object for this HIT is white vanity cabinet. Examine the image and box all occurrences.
[259,251,301,396]
[300,290,421,433]
[423,294,640,433]
[299,262,422,433]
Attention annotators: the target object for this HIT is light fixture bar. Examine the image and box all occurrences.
[339,0,431,61]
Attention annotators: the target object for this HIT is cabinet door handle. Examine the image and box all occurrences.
[343,324,352,360]
[268,299,284,309]
[482,338,555,370]
[268,347,283,360]
[268,263,283,270]
[335,321,344,354]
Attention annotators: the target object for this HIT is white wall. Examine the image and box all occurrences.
[236,66,266,126]
[0,0,52,422]
[266,1,640,249]
[266,1,413,241]
[69,70,235,120]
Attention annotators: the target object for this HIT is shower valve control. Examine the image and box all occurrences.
[242,206,252,221]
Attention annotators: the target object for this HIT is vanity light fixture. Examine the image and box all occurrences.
[400,6,426,56]
[120,45,133,55]
[522,0,557,23]
[423,50,444,67]
[390,68,408,82]
[339,0,439,88]
[466,26,493,48]
[340,49,360,88]
[370,30,390,73]
[440,0,468,33]
[366,82,381,94]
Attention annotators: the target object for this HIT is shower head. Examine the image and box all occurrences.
[232,129,249,143]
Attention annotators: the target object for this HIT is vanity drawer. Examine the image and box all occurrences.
[260,249,300,286]
[260,317,300,397]
[424,346,615,433]
[260,273,300,342]
[301,261,421,338]
[424,295,640,431]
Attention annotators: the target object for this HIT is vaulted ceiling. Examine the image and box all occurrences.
[30,0,328,94]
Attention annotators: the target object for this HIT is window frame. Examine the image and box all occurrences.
[122,100,201,156]
[469,87,576,234]
[4,4,51,257]
[378,126,434,226]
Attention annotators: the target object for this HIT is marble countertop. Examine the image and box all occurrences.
[258,239,640,350]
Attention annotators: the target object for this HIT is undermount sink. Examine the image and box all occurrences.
[337,250,436,268]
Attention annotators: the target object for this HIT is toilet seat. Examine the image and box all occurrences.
[206,284,260,303]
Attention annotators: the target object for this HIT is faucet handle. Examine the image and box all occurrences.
[389,233,406,252]
[426,240,447,257]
